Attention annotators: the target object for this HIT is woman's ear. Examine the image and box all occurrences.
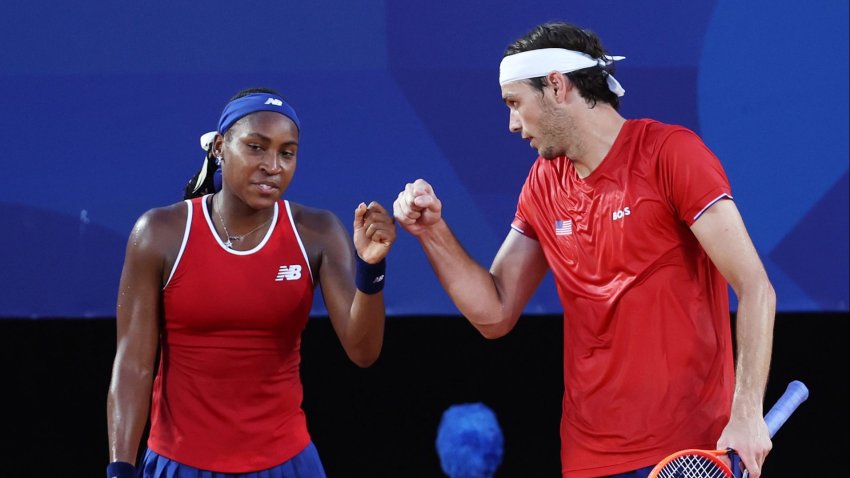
[213,134,225,159]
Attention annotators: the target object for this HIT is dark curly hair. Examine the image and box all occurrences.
[504,22,620,110]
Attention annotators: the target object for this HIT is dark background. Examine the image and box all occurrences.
[1,0,847,318]
[6,312,846,476]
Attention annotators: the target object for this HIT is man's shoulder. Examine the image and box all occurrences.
[625,119,705,153]
[628,118,694,138]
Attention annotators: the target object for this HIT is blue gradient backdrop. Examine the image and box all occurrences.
[0,0,846,317]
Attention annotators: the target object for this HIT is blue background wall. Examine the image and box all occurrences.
[1,0,847,317]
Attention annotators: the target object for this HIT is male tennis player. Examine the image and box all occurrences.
[393,22,775,478]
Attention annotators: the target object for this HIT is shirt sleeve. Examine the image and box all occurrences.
[657,129,733,226]
[512,167,539,240]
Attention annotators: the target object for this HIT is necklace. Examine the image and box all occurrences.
[213,195,272,249]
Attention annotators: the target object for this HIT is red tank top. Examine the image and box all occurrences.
[150,196,314,472]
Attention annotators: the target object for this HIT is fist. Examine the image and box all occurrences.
[393,179,443,236]
[353,201,396,264]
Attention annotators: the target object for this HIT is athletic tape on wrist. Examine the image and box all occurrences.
[355,255,386,294]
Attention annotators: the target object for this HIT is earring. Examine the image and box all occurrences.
[216,156,223,166]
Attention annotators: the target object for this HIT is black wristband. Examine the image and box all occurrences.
[355,255,386,294]
[106,461,137,478]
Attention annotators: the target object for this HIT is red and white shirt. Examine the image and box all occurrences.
[151,196,314,472]
[513,119,735,477]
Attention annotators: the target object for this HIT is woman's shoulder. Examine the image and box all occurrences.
[128,200,191,253]
[137,200,190,230]
[286,201,344,232]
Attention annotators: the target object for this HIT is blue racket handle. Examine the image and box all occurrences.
[730,381,808,478]
[729,380,809,478]
[730,453,743,478]
[764,380,809,437]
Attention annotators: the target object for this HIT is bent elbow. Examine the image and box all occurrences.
[752,275,777,311]
[347,348,381,368]
[764,281,777,315]
[351,356,378,368]
[479,328,507,340]
[474,320,514,340]
[464,303,517,339]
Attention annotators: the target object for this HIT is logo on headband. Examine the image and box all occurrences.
[218,93,301,134]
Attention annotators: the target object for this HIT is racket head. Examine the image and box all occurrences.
[648,449,734,478]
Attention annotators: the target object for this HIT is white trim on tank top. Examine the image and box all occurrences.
[163,199,194,289]
[284,200,314,285]
[200,194,278,256]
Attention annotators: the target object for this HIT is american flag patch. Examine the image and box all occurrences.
[555,219,573,236]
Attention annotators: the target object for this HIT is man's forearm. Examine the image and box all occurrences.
[417,219,504,326]
[731,283,776,414]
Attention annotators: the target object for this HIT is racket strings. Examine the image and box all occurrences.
[655,454,730,478]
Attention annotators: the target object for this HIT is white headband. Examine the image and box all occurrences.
[499,48,626,96]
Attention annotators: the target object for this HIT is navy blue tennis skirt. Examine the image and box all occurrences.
[141,442,327,478]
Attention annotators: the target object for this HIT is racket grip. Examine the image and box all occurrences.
[729,452,744,478]
[764,380,809,437]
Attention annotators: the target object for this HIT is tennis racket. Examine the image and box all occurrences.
[648,380,809,478]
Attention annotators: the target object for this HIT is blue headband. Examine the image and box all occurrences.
[217,93,301,134]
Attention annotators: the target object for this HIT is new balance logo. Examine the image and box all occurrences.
[265,98,283,106]
[276,265,302,281]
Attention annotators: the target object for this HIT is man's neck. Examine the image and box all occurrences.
[570,107,626,178]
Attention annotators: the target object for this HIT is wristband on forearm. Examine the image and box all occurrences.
[106,461,137,478]
[355,255,386,294]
